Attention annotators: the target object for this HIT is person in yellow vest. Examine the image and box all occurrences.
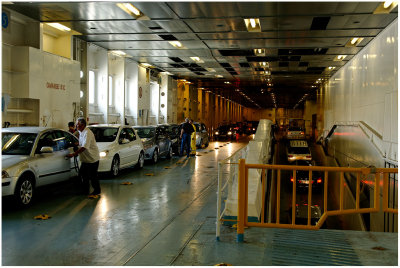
[189,119,197,156]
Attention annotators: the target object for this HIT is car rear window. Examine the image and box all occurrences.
[288,147,310,154]
[89,127,119,142]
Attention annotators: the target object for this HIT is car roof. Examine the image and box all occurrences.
[2,126,57,134]
[89,124,123,128]
[133,125,157,128]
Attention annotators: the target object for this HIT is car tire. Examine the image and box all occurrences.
[14,175,35,206]
[204,140,209,148]
[110,155,120,177]
[152,149,159,163]
[135,151,145,169]
[166,146,173,159]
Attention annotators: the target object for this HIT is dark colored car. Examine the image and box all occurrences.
[290,160,323,191]
[245,121,259,135]
[214,125,236,141]
[134,126,173,163]
[158,123,180,155]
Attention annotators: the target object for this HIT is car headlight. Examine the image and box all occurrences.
[99,150,109,158]
[2,170,10,179]
[227,131,232,135]
[215,131,219,135]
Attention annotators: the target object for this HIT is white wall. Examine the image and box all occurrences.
[125,60,139,125]
[323,19,398,161]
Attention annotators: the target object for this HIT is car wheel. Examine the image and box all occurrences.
[166,146,173,159]
[152,149,159,163]
[14,175,34,206]
[204,140,209,148]
[136,151,144,169]
[110,156,120,177]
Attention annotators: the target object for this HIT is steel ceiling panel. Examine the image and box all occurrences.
[2,1,397,109]
[92,40,208,50]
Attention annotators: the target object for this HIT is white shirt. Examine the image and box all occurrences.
[78,127,100,163]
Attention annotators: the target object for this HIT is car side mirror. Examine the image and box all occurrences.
[40,146,53,153]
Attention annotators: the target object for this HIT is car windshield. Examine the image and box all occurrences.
[89,127,119,142]
[218,125,230,131]
[136,128,155,138]
[2,132,37,155]
[289,147,310,154]
[289,127,302,131]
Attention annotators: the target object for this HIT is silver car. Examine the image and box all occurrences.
[2,127,79,206]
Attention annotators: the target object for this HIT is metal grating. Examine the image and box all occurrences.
[270,229,362,266]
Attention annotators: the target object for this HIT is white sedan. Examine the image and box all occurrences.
[2,127,79,206]
[88,124,144,176]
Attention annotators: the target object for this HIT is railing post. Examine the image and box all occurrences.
[237,158,246,242]
[216,161,223,241]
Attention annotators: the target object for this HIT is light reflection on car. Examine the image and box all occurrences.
[290,160,323,191]
[2,127,79,206]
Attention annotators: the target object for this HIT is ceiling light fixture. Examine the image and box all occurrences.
[111,50,126,56]
[141,63,152,67]
[373,1,397,13]
[254,48,266,56]
[346,37,364,47]
[384,0,394,8]
[244,18,261,32]
[169,41,183,48]
[190,56,201,62]
[47,23,71,32]
[328,66,335,70]
[335,55,347,61]
[117,3,141,16]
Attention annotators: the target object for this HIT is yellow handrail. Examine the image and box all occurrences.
[237,160,398,241]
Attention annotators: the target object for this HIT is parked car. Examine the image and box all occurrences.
[245,121,259,135]
[290,160,323,191]
[286,126,305,139]
[134,126,173,163]
[88,124,144,177]
[214,125,235,141]
[158,123,181,155]
[2,127,79,206]
[193,122,209,148]
[286,140,312,162]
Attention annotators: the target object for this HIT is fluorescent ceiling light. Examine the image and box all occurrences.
[384,0,394,8]
[351,38,359,45]
[334,55,347,61]
[190,56,201,62]
[260,62,269,67]
[244,18,261,32]
[206,68,216,72]
[373,1,397,13]
[47,23,71,32]
[328,66,335,70]
[141,63,152,67]
[169,41,183,48]
[254,48,266,56]
[216,75,223,78]
[117,3,141,17]
[111,50,126,56]
[346,37,364,47]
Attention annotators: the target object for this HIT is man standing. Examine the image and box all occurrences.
[67,118,101,195]
[189,119,197,156]
[180,118,194,158]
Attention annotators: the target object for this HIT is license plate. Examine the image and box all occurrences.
[299,180,310,184]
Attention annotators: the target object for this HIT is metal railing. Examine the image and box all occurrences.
[236,159,398,242]
[216,144,248,240]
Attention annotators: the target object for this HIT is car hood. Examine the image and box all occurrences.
[2,155,29,169]
[96,142,114,152]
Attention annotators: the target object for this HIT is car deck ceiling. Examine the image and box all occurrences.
[5,2,397,109]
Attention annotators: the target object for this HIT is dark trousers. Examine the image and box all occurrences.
[180,133,191,157]
[79,161,100,194]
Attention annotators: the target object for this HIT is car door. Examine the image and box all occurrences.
[126,127,140,163]
[118,128,134,167]
[201,123,208,143]
[33,131,71,186]
[156,127,167,154]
